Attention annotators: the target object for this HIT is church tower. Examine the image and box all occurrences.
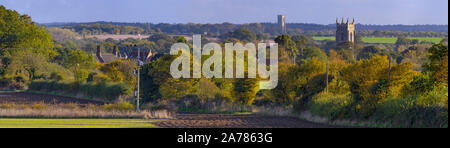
[278,15,287,34]
[336,17,355,44]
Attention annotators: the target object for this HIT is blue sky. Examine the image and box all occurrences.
[1,0,448,25]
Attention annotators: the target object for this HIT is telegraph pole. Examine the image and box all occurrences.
[388,56,392,86]
[136,34,141,112]
[137,48,141,112]
[326,60,329,94]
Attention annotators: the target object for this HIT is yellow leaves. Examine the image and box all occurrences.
[159,78,197,100]
[198,78,221,100]
[343,55,389,82]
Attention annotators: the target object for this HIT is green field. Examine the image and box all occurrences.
[0,118,163,128]
[312,36,444,44]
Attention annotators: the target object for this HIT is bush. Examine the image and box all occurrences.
[309,92,354,120]
[374,89,448,128]
[87,72,111,83]
[49,72,66,81]
[74,69,90,82]
[14,73,29,83]
[29,81,132,101]
[8,82,26,90]
[0,79,10,88]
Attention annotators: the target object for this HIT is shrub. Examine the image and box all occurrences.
[87,72,111,83]
[74,69,90,82]
[28,81,132,101]
[14,73,29,83]
[309,92,354,120]
[0,79,10,88]
[233,78,259,105]
[375,97,447,127]
[8,82,26,90]
[49,72,66,81]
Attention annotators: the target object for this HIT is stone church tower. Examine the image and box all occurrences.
[278,15,287,34]
[336,18,355,44]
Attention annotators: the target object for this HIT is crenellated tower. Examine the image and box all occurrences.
[336,17,355,44]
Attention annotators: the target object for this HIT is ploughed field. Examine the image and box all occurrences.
[0,91,104,105]
[153,113,345,128]
[0,91,344,128]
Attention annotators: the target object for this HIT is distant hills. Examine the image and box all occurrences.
[43,21,448,32]
[41,21,448,37]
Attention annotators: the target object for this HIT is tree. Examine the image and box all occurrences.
[177,36,188,44]
[358,45,388,60]
[197,78,222,101]
[336,41,354,51]
[291,35,314,47]
[159,78,197,100]
[100,60,137,88]
[295,40,308,56]
[146,33,175,54]
[396,36,412,47]
[342,55,390,101]
[62,49,97,70]
[4,50,71,81]
[0,6,56,58]
[298,46,327,64]
[233,77,259,105]
[5,51,47,80]
[140,55,177,103]
[226,28,257,43]
[423,41,448,85]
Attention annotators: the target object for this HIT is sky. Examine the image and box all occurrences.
[1,0,448,25]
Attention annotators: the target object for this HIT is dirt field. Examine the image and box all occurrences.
[0,91,344,128]
[154,113,345,128]
[0,91,104,105]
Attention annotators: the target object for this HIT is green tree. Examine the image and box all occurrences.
[0,6,56,58]
[100,60,137,88]
[396,36,412,47]
[291,35,314,47]
[297,46,327,64]
[140,55,177,103]
[177,35,188,44]
[228,28,257,43]
[62,49,97,70]
[358,45,389,60]
[275,35,298,64]
[423,41,448,85]
[5,50,47,80]
[233,77,259,105]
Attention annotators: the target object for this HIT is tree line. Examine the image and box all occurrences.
[44,22,448,38]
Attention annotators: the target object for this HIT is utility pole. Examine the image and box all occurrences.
[136,34,142,112]
[388,56,391,86]
[136,47,140,112]
[326,60,329,94]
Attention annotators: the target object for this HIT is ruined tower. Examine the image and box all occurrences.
[336,17,355,44]
[278,15,287,34]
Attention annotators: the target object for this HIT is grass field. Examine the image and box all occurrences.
[0,118,163,128]
[312,36,444,44]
